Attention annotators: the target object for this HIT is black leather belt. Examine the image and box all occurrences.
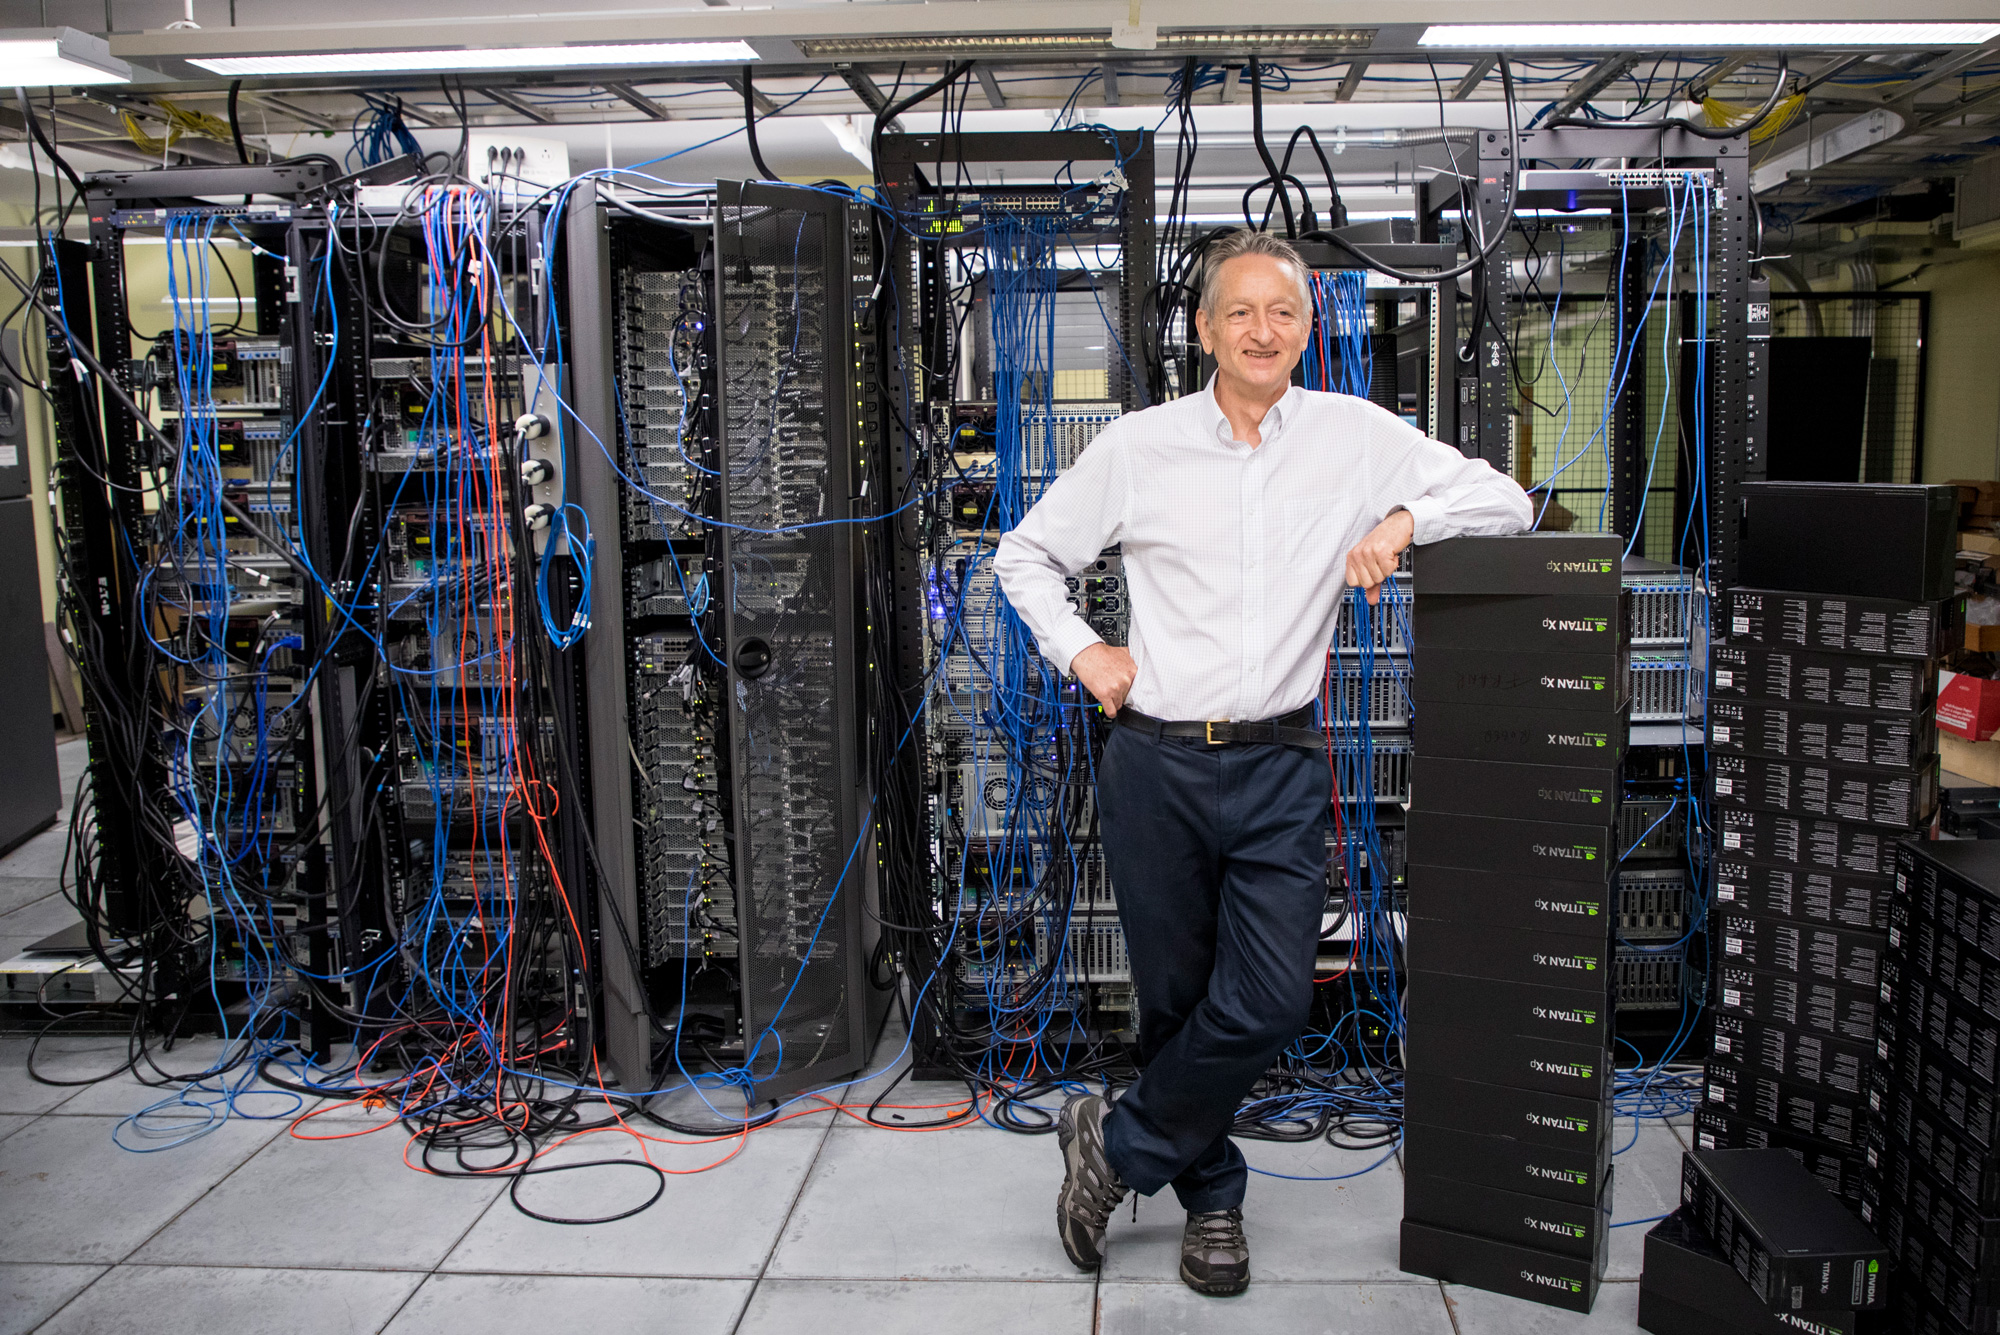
[1115,704,1325,750]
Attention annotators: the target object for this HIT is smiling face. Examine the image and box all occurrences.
[1195,252,1311,400]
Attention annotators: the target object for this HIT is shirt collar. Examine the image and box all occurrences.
[1198,383,1305,449]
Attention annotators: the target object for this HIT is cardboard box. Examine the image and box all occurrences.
[1941,732,2000,787]
[1716,808,1904,877]
[1966,623,2000,653]
[1413,700,1625,769]
[1411,533,1623,596]
[1949,478,2000,518]
[1938,669,2000,741]
[1680,1149,1888,1310]
[1723,587,1958,659]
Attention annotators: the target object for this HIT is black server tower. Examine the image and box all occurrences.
[1399,532,1628,1313]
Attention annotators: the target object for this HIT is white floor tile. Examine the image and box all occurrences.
[386,1273,750,1335]
[737,1279,1095,1335]
[0,1115,282,1264]
[1099,1279,1456,1335]
[32,1264,421,1335]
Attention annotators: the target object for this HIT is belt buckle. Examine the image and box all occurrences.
[1205,720,1225,746]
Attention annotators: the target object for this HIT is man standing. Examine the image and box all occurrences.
[992,230,1532,1295]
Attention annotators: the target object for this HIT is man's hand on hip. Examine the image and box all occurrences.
[1071,643,1137,717]
[1344,509,1416,606]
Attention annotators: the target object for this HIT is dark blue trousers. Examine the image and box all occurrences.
[1096,723,1331,1212]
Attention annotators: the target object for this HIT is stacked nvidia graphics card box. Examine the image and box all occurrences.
[1640,1148,1888,1335]
[1398,534,1628,1313]
[1698,483,1956,1210]
[1864,840,2000,1335]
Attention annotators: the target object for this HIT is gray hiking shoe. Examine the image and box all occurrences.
[1180,1208,1250,1295]
[1055,1093,1127,1270]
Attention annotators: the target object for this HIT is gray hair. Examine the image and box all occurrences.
[1198,229,1312,323]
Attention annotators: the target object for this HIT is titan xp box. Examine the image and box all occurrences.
[1415,699,1625,769]
[1711,698,1937,771]
[1412,532,1624,597]
[1873,1067,2000,1175]
[1406,865,1614,942]
[1681,1149,1889,1312]
[1711,641,1937,713]
[1894,867,2000,974]
[1412,756,1619,826]
[1718,915,1886,992]
[1718,808,1911,878]
[1716,961,1880,1044]
[1874,943,2000,1081]
[1405,810,1615,883]
[1723,587,1959,660]
[1403,1069,1611,1153]
[1866,1144,2000,1286]
[1739,482,1958,604]
[1714,856,1892,933]
[1413,645,1632,715]
[1403,1120,1611,1208]
[1405,1018,1610,1101]
[1704,1057,1867,1148]
[1694,1110,1867,1206]
[1881,940,2000,1035]
[1412,591,1629,654]
[1400,1218,1602,1314]
[1870,1211,1989,1335]
[1406,916,1614,992]
[1712,752,1939,830]
[1868,1092,2000,1213]
[1866,1185,2000,1324]
[1900,839,2000,936]
[1404,1170,1612,1262]
[1870,1033,2000,1154]
[1640,1208,1862,1335]
[1712,1011,1876,1099]
[1404,969,1611,1046]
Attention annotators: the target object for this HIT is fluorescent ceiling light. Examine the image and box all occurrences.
[190,40,758,77]
[0,29,132,86]
[1419,22,2000,48]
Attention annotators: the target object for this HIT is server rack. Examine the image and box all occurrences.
[570,182,882,1103]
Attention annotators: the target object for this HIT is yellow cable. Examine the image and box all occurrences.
[119,96,235,157]
[1703,93,1805,144]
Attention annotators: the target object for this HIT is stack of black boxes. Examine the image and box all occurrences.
[1865,840,2000,1335]
[1641,1149,1889,1335]
[1698,483,1955,1209]
[1398,533,1629,1313]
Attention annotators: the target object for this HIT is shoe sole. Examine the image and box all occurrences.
[1179,1258,1249,1296]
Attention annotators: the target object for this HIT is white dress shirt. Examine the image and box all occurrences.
[992,384,1534,722]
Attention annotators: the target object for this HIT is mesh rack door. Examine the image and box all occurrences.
[714,182,869,1103]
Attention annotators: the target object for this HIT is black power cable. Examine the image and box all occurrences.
[741,66,778,182]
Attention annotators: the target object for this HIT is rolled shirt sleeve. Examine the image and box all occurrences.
[992,426,1130,676]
